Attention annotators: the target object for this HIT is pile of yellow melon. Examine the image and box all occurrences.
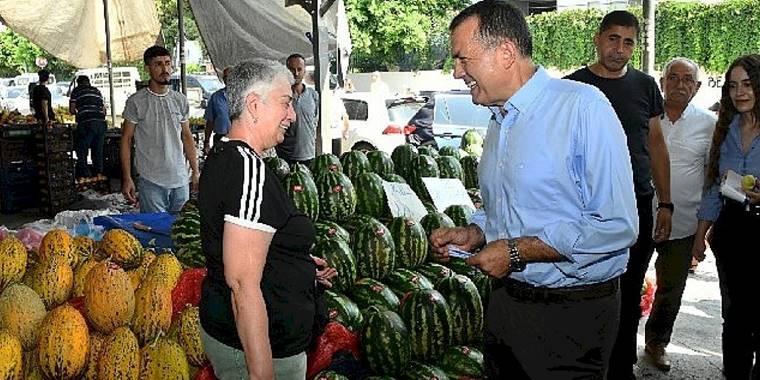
[0,228,207,379]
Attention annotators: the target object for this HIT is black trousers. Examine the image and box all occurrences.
[484,278,621,379]
[711,203,760,379]
[608,193,655,377]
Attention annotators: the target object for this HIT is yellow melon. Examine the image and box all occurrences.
[96,229,143,269]
[72,236,96,269]
[82,331,106,380]
[139,337,190,380]
[127,250,156,291]
[0,283,47,351]
[176,306,207,367]
[0,329,23,380]
[97,327,140,380]
[22,255,73,309]
[37,229,76,268]
[132,282,172,346]
[72,259,100,298]
[36,304,89,380]
[83,261,135,334]
[0,235,27,293]
[142,252,182,290]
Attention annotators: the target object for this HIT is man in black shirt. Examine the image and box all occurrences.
[70,75,107,177]
[31,69,55,125]
[565,11,672,380]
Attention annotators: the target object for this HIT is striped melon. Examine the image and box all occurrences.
[408,155,439,202]
[37,229,76,268]
[460,156,479,189]
[139,337,190,380]
[132,282,172,346]
[283,167,320,221]
[0,329,23,380]
[84,261,135,334]
[391,144,418,181]
[383,173,407,184]
[37,304,90,380]
[438,345,485,379]
[366,150,395,178]
[314,221,351,245]
[400,361,450,380]
[362,306,412,376]
[436,274,483,345]
[0,235,27,293]
[73,258,100,297]
[126,250,156,292]
[340,150,371,181]
[386,217,428,268]
[176,306,207,367]
[324,290,363,332]
[416,262,454,286]
[263,156,290,181]
[312,239,356,294]
[438,146,461,160]
[417,145,439,159]
[315,171,357,223]
[171,200,201,253]
[72,236,96,269]
[384,268,435,299]
[354,172,387,219]
[398,289,453,360]
[313,153,343,174]
[350,216,396,280]
[437,156,465,183]
[351,278,400,312]
[97,229,143,270]
[23,255,73,309]
[142,252,183,290]
[97,327,140,380]
[290,162,313,177]
[82,331,106,380]
[443,205,473,228]
[0,284,47,351]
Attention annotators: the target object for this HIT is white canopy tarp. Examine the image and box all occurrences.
[0,0,161,68]
[187,0,342,71]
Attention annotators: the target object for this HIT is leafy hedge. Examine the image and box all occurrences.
[527,0,760,73]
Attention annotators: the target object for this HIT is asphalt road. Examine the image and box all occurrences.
[634,248,725,379]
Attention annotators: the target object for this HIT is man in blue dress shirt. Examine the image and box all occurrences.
[203,66,232,154]
[430,1,639,378]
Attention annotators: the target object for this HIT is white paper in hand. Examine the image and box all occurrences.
[720,170,748,203]
[447,245,473,259]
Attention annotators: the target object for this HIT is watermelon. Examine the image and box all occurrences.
[314,370,349,380]
[438,346,485,379]
[398,289,453,360]
[460,129,484,157]
[416,262,454,286]
[445,258,479,277]
[314,221,351,244]
[290,162,313,177]
[386,217,427,268]
[365,377,397,380]
[435,275,483,345]
[420,212,456,238]
[384,268,434,299]
[312,239,357,294]
[391,144,419,181]
[171,200,200,252]
[443,205,473,228]
[350,217,396,280]
[408,155,439,202]
[417,145,439,159]
[313,153,343,174]
[340,150,371,181]
[324,290,363,332]
[460,156,479,189]
[342,214,378,236]
[354,172,387,219]
[315,171,357,223]
[282,169,320,221]
[471,273,494,312]
[438,146,461,160]
[383,173,407,184]
[351,278,400,312]
[436,156,465,183]
[366,150,395,178]
[362,306,412,376]
[401,362,450,380]
[263,156,290,180]
[422,201,438,214]
[176,240,204,268]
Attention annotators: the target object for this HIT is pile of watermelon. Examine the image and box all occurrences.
[170,139,488,380]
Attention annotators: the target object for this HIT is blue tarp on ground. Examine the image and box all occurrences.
[94,212,175,249]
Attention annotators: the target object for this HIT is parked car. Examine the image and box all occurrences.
[66,67,140,116]
[408,90,492,149]
[340,92,427,153]
[1,86,30,114]
[170,74,224,107]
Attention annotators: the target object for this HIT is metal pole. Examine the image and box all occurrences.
[178,0,187,95]
[312,0,322,155]
[102,0,117,127]
[642,0,656,74]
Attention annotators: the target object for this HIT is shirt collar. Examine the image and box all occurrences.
[488,66,550,123]
[661,102,696,124]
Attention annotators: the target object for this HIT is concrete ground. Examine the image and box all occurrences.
[634,248,725,379]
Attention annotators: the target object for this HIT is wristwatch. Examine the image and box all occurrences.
[657,202,675,213]
[507,239,526,272]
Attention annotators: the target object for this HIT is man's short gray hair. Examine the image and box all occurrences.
[227,59,294,121]
[663,57,700,81]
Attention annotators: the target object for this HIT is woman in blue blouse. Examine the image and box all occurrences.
[692,54,760,379]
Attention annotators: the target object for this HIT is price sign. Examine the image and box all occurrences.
[382,181,428,222]
[421,177,475,212]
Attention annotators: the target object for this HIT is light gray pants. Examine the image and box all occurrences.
[200,326,307,380]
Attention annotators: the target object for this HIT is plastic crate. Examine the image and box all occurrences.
[0,163,37,185]
[0,137,34,167]
[34,124,74,154]
[0,124,36,138]
[39,192,77,216]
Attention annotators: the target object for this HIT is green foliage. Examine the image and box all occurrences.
[0,30,75,78]
[154,0,201,55]
[346,0,470,72]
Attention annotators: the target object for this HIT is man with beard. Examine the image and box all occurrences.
[565,11,672,379]
[121,45,199,213]
[276,53,319,166]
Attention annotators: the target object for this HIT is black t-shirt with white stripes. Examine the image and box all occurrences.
[70,84,105,123]
[198,138,317,357]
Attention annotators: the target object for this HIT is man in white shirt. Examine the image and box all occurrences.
[645,57,717,371]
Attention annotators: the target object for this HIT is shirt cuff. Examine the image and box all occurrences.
[537,221,582,262]
[467,210,487,237]
[224,215,276,234]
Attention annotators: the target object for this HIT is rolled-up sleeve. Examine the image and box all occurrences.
[537,99,639,261]
[468,209,486,234]
[697,183,721,222]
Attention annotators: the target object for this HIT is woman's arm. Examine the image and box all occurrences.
[223,222,274,380]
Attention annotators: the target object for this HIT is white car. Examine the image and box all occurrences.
[340,92,426,153]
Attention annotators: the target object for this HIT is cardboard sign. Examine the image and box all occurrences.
[421,177,475,212]
[382,181,428,222]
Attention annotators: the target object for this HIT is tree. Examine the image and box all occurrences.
[345,0,470,72]
[0,29,76,79]
[154,0,202,56]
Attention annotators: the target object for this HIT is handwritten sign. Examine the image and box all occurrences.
[421,177,475,212]
[382,181,428,222]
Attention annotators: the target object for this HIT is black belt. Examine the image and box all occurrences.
[502,277,619,303]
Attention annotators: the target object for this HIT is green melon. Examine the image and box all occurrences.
[391,145,419,181]
[340,150,371,181]
[437,156,465,183]
[443,205,473,228]
[324,290,363,332]
[351,278,400,312]
[313,153,343,174]
[354,172,387,219]
[263,156,290,181]
[315,171,357,223]
[282,168,320,221]
[362,306,412,376]
[350,217,396,280]
[386,217,427,269]
[436,274,483,345]
[398,289,453,360]
[460,156,479,189]
[312,239,356,294]
[366,150,395,178]
[384,268,434,299]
